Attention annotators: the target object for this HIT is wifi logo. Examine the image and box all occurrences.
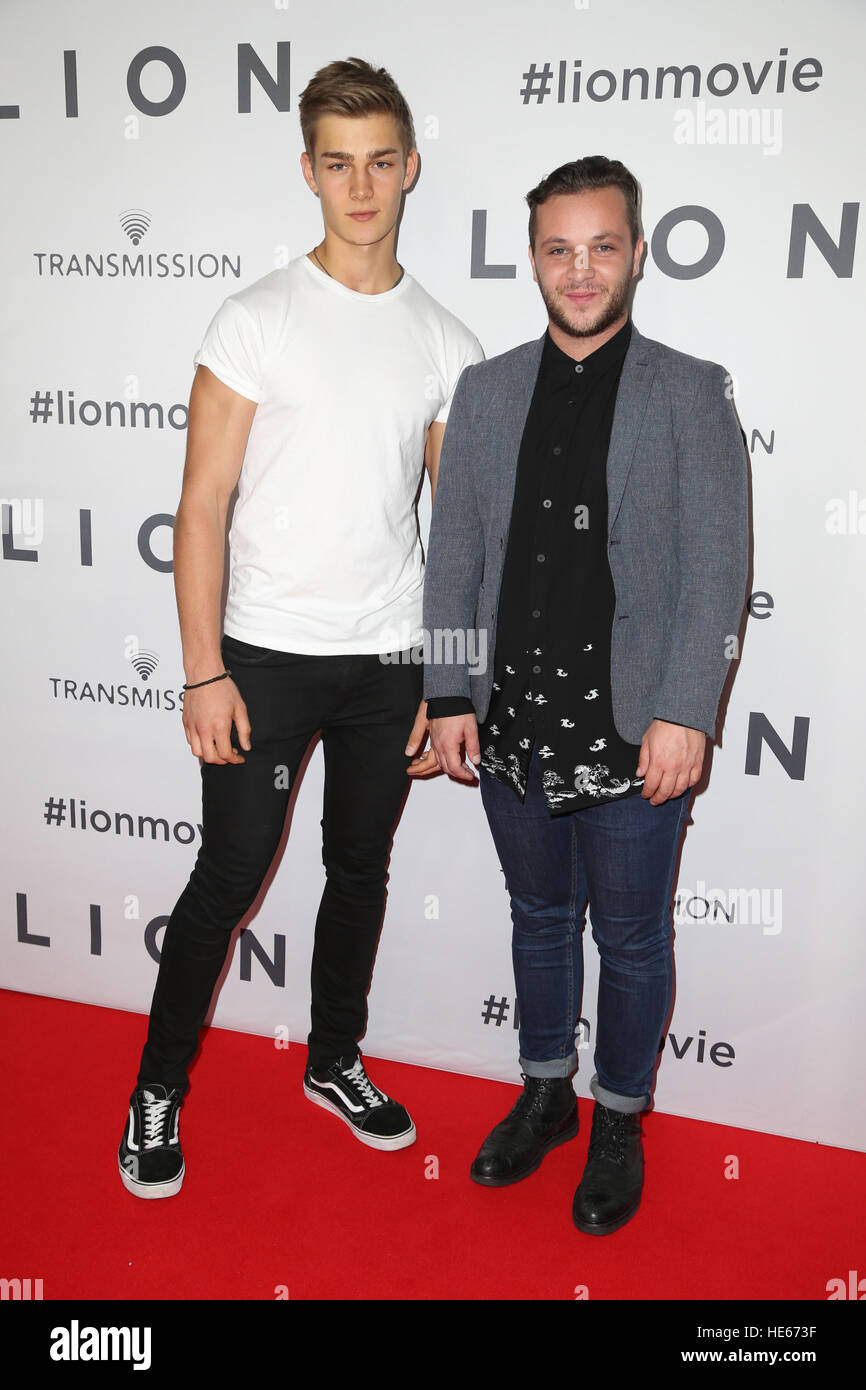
[127,648,160,682]
[119,208,151,246]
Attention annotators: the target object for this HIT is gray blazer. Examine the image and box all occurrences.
[422,323,750,744]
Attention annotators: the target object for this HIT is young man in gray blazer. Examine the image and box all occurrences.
[407,156,749,1234]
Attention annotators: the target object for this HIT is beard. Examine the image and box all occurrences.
[539,265,634,339]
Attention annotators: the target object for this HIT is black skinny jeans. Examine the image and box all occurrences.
[137,634,423,1093]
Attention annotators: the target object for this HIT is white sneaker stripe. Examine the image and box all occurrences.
[313,1080,365,1113]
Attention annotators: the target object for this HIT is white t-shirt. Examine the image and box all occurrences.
[192,254,483,654]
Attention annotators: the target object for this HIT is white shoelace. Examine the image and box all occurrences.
[141,1092,172,1148]
[342,1058,387,1108]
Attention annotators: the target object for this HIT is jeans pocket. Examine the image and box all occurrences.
[221,634,279,664]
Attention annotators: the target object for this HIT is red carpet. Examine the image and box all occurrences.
[2,989,863,1302]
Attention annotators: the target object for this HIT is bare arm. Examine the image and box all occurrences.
[405,418,477,774]
[403,420,448,765]
[175,364,257,764]
[423,420,446,502]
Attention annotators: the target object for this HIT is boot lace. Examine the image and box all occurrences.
[588,1106,638,1164]
[514,1073,567,1119]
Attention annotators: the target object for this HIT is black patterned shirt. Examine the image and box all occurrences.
[474,319,645,813]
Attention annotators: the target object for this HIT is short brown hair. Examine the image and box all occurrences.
[526,156,642,249]
[298,57,416,160]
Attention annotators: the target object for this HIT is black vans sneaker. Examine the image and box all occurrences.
[118,1084,185,1198]
[303,1054,416,1151]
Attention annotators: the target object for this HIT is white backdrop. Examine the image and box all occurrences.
[2,0,864,1150]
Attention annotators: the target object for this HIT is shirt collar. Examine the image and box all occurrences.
[541,317,632,385]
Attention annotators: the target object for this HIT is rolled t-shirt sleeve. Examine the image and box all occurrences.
[434,331,485,424]
[192,295,265,403]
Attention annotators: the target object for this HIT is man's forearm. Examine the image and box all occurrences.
[173,494,228,685]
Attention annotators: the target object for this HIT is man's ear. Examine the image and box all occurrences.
[402,147,419,190]
[631,235,644,278]
[528,243,538,284]
[300,150,319,196]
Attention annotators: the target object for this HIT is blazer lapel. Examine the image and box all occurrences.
[606,325,658,530]
[490,334,545,537]
[496,326,657,537]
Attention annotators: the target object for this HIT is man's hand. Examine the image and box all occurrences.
[405,700,437,777]
[636,719,705,805]
[411,712,481,783]
[182,677,252,765]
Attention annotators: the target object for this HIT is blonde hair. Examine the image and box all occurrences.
[298,57,416,160]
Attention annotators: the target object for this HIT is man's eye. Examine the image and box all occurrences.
[549,247,567,256]
[374,161,393,169]
[596,245,614,253]
[328,163,346,172]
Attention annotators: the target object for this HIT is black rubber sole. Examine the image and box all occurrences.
[572,1189,642,1234]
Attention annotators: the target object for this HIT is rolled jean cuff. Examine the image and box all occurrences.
[590,1073,648,1114]
[520,1052,577,1080]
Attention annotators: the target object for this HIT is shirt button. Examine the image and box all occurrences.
[532,609,541,618]
[532,665,541,674]
[536,554,545,563]
[574,363,584,373]
[552,446,562,456]
[542,498,552,508]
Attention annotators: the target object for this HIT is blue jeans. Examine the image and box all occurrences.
[479,745,691,1113]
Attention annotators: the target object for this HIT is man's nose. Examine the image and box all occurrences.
[350,168,373,200]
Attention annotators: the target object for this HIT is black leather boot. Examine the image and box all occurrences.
[470,1074,579,1186]
[572,1102,644,1234]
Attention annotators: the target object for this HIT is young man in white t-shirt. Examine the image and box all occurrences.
[118,57,482,1198]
